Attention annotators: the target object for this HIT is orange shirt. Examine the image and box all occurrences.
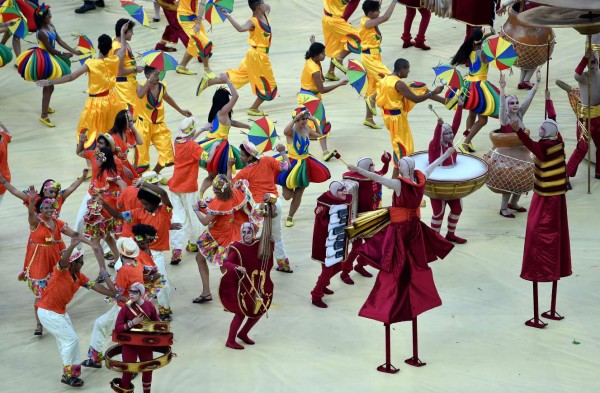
[168,138,203,193]
[136,251,156,269]
[114,261,144,306]
[0,131,11,195]
[37,264,93,314]
[123,205,173,251]
[117,185,143,237]
[233,156,283,200]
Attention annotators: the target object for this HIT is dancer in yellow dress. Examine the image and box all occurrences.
[359,0,399,129]
[196,0,276,117]
[176,0,214,77]
[109,19,145,116]
[376,58,445,177]
[322,0,362,81]
[135,66,193,176]
[36,24,131,152]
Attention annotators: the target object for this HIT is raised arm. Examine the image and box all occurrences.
[512,121,544,160]
[349,165,402,195]
[499,73,509,126]
[139,181,172,209]
[424,147,455,179]
[128,121,144,146]
[519,69,541,116]
[451,104,463,134]
[364,1,397,29]
[0,174,28,202]
[222,9,254,32]
[62,169,89,200]
[26,187,39,229]
[574,53,590,84]
[545,91,557,121]
[220,73,239,114]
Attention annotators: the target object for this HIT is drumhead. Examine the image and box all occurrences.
[410,151,488,181]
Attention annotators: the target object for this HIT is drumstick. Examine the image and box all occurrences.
[428,104,442,120]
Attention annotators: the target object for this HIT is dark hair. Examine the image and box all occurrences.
[34,7,50,30]
[305,42,326,60]
[248,0,262,11]
[451,29,484,66]
[208,88,232,122]
[115,18,135,37]
[240,144,258,163]
[362,0,380,14]
[38,179,55,198]
[35,197,44,213]
[144,65,158,78]
[137,189,161,207]
[132,224,157,238]
[97,134,113,151]
[110,110,129,137]
[98,34,113,56]
[97,146,117,180]
[393,58,410,72]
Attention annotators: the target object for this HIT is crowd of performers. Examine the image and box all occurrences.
[0,0,596,390]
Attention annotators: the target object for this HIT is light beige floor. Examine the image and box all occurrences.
[0,1,598,392]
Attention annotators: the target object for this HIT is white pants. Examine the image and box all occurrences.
[259,198,287,260]
[74,193,111,254]
[152,250,172,311]
[88,303,120,356]
[169,191,202,250]
[38,308,81,369]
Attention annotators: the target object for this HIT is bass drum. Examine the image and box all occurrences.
[483,131,535,194]
[500,6,555,70]
[410,151,489,200]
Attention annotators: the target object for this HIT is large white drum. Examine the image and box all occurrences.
[410,151,489,200]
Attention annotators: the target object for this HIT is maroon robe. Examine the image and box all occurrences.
[342,155,389,214]
[358,171,454,324]
[452,0,498,27]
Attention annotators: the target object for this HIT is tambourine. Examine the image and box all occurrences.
[112,331,174,347]
[104,345,173,373]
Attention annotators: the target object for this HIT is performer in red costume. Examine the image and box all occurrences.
[346,147,455,371]
[342,0,360,21]
[341,152,391,283]
[511,91,571,329]
[112,282,161,393]
[154,0,185,52]
[428,100,467,243]
[310,181,353,308]
[400,1,432,50]
[220,222,274,350]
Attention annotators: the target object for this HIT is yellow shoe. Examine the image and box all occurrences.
[159,176,169,186]
[331,58,348,74]
[324,72,339,81]
[323,150,334,162]
[363,119,382,129]
[457,144,469,154]
[365,96,377,116]
[204,69,216,79]
[39,117,55,128]
[196,77,208,96]
[176,66,197,75]
[47,108,55,114]
[247,108,268,117]
[466,142,476,152]
[285,216,294,227]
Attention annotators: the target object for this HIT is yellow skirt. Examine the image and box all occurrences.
[322,15,361,59]
[77,91,127,149]
[227,48,277,101]
[361,53,390,97]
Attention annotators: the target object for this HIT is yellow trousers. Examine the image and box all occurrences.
[135,119,174,170]
[227,48,277,101]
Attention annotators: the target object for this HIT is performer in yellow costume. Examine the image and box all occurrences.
[135,66,193,177]
[109,19,145,116]
[196,0,276,117]
[359,0,398,129]
[176,0,214,77]
[36,27,132,152]
[376,58,445,177]
[322,0,362,81]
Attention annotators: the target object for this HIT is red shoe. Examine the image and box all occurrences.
[508,204,527,213]
[414,41,431,50]
[312,298,328,308]
[518,81,534,90]
[323,287,334,295]
[499,209,515,218]
[354,265,373,278]
[237,334,255,345]
[340,273,354,285]
[226,341,244,350]
[402,40,415,49]
[446,232,467,244]
[155,43,177,52]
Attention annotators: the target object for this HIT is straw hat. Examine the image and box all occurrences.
[140,170,163,184]
[178,117,200,138]
[69,248,84,263]
[241,141,261,160]
[116,237,140,258]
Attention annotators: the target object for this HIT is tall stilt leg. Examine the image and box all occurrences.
[405,318,426,367]
[376,323,399,374]
[542,281,564,320]
[525,282,547,329]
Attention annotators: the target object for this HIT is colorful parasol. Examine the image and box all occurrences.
[74,34,95,65]
[347,59,367,96]
[297,92,326,122]
[0,6,28,39]
[249,116,278,153]
[120,1,150,27]
[432,64,464,91]
[482,36,518,71]
[0,42,13,68]
[140,49,178,71]
[205,0,234,26]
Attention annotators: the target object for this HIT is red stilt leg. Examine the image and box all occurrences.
[405,318,426,367]
[525,282,547,329]
[542,281,564,320]
[376,323,399,374]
